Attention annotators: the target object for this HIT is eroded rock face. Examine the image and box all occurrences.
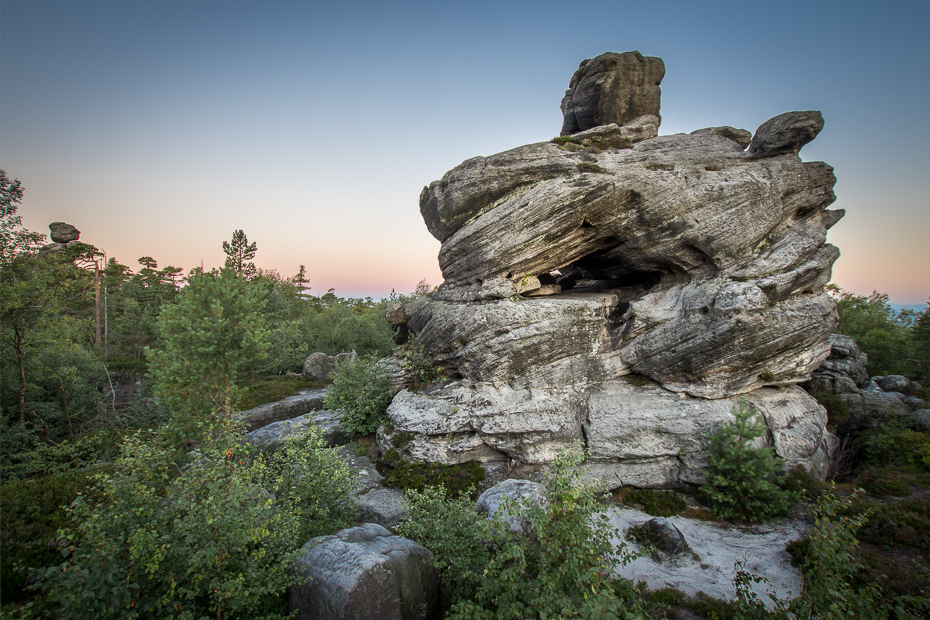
[560,51,665,136]
[386,51,841,487]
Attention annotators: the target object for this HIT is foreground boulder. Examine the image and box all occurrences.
[383,51,841,487]
[476,479,549,536]
[289,524,440,620]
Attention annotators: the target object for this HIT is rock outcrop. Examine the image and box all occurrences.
[384,51,841,488]
[49,222,81,243]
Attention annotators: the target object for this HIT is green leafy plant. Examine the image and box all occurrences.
[30,419,354,619]
[401,445,651,619]
[398,334,443,389]
[731,490,893,620]
[324,354,393,437]
[700,399,798,522]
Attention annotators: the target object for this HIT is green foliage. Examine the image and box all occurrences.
[732,490,892,620]
[622,373,652,387]
[623,488,687,517]
[700,399,798,522]
[396,485,500,606]
[324,355,393,437]
[30,420,355,619]
[0,169,45,264]
[397,334,443,389]
[625,523,665,556]
[238,375,318,411]
[401,446,651,619]
[222,229,258,279]
[811,390,849,427]
[146,267,268,441]
[382,458,485,499]
[858,417,930,473]
[0,469,93,604]
[829,285,923,378]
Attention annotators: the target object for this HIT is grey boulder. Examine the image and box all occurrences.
[49,222,80,243]
[244,410,348,454]
[357,488,409,529]
[289,523,440,620]
[476,479,549,536]
[747,111,825,158]
[646,517,688,555]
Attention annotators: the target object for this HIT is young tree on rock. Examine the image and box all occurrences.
[222,229,258,279]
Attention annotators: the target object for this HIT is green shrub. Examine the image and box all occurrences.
[383,458,485,499]
[31,419,355,619]
[0,470,93,604]
[700,399,798,522]
[857,468,911,496]
[396,485,500,606]
[397,334,443,389]
[438,446,650,619]
[624,488,687,517]
[811,390,849,427]
[323,355,393,437]
[737,490,890,619]
[860,418,930,473]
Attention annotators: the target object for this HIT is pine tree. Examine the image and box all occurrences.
[222,229,257,279]
[145,267,268,442]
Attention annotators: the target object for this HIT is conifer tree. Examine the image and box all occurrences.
[222,229,257,279]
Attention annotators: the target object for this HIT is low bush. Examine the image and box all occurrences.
[397,334,443,389]
[0,469,93,605]
[624,488,687,517]
[400,446,653,619]
[700,399,798,522]
[323,355,393,437]
[382,456,485,499]
[30,418,356,619]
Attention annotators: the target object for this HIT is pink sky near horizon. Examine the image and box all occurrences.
[4,1,928,305]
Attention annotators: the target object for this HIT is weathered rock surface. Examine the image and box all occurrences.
[476,479,549,536]
[289,523,440,620]
[357,488,409,529]
[244,409,348,454]
[805,333,869,394]
[560,51,665,136]
[610,508,805,607]
[236,389,327,431]
[302,351,356,382]
[838,390,908,429]
[380,381,835,488]
[49,222,80,243]
[385,51,841,487]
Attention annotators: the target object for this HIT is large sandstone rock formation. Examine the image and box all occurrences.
[383,52,841,488]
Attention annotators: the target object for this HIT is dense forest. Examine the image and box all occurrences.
[2,167,930,618]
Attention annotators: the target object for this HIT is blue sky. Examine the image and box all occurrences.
[2,0,928,303]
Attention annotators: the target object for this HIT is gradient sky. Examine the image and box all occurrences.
[2,0,928,303]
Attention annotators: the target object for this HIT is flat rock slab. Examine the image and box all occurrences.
[236,389,328,431]
[608,507,806,606]
[244,409,348,454]
[357,487,409,529]
[338,447,385,496]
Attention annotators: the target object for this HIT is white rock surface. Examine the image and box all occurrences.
[609,507,806,607]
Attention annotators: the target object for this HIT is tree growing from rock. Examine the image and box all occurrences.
[222,229,258,279]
